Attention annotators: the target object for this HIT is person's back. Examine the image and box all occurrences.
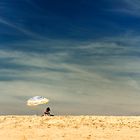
[43,107,54,116]
[44,107,50,115]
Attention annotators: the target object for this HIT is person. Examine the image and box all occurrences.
[43,107,54,116]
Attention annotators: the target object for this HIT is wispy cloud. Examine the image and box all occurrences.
[107,0,140,16]
[0,32,140,114]
[25,0,45,13]
[0,17,46,40]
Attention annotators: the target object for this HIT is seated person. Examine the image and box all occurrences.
[43,107,54,116]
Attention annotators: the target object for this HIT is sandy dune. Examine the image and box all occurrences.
[0,116,140,140]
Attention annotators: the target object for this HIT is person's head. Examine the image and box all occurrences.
[46,107,50,112]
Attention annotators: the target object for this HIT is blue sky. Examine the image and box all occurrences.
[0,0,140,115]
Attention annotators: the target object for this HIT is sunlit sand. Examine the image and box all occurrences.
[0,116,140,140]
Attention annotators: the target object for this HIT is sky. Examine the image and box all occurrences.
[0,0,140,115]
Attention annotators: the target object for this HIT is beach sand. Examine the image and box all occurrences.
[0,116,140,140]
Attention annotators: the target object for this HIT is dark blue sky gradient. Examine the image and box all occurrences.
[1,0,140,42]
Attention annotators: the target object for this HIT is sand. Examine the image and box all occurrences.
[0,116,140,140]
